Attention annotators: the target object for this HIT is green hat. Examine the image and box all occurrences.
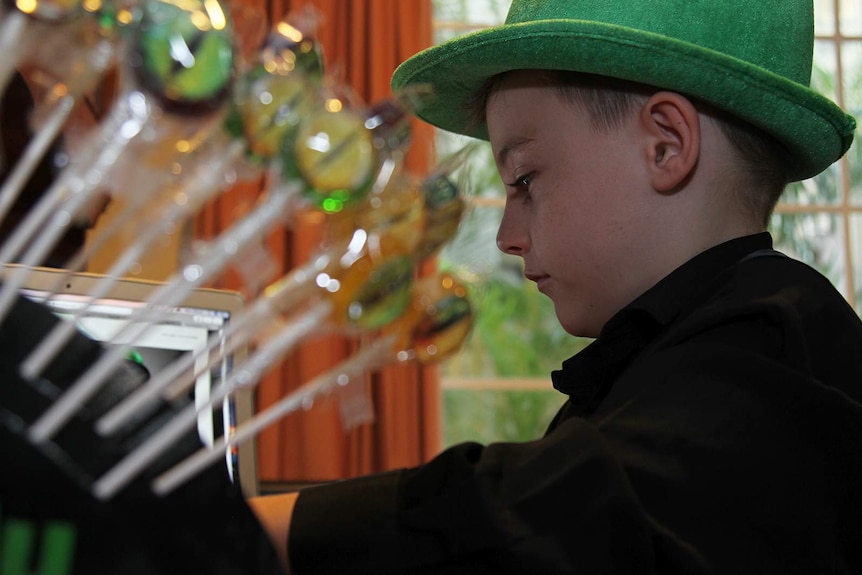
[391,0,856,181]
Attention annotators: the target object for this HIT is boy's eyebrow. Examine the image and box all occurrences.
[495,137,534,166]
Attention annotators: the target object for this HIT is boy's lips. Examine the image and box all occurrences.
[525,272,550,292]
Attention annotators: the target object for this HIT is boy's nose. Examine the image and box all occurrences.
[496,208,529,255]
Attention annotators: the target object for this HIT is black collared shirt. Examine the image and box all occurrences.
[291,233,862,574]
[550,233,783,418]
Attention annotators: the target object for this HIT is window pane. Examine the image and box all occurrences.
[840,41,862,115]
[437,133,504,200]
[771,211,849,297]
[443,387,566,445]
[813,40,839,104]
[817,0,837,36]
[839,40,862,205]
[852,212,862,312]
[784,164,842,205]
[840,0,862,36]
[433,0,511,26]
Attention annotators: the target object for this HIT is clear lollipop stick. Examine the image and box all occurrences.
[34,173,162,293]
[98,220,387,431]
[152,335,396,496]
[95,250,329,435]
[91,300,333,501]
[95,315,247,436]
[153,270,475,496]
[0,90,149,267]
[27,180,302,443]
[0,32,119,226]
[20,139,249,380]
[12,155,193,322]
[0,94,75,226]
[0,176,112,323]
[95,236,440,495]
[96,209,395,432]
[20,210,185,380]
[0,11,36,96]
[29,17,117,118]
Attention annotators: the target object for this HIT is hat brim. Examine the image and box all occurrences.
[392,20,856,181]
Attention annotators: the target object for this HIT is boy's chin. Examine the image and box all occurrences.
[555,308,601,340]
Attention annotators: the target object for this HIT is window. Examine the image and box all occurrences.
[432,0,862,448]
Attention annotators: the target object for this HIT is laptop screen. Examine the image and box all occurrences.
[6,265,258,497]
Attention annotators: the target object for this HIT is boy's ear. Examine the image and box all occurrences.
[640,91,700,192]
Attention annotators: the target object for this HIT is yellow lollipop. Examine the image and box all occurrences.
[285,92,380,213]
[231,18,325,163]
[416,171,466,261]
[324,171,425,257]
[236,71,319,162]
[388,272,474,364]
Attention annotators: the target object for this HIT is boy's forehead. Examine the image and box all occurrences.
[486,71,553,119]
[486,73,575,164]
[493,69,553,92]
[485,70,559,117]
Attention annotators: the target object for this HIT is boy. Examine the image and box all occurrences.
[251,1,862,573]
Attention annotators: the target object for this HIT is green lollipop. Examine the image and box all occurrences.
[132,0,234,114]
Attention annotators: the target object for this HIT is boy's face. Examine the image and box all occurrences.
[487,70,654,338]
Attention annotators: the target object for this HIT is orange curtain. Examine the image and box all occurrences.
[196,0,438,484]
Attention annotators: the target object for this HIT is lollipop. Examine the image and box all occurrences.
[386,272,474,364]
[248,189,425,335]
[119,156,468,425]
[149,272,474,496]
[227,14,324,164]
[232,67,318,162]
[0,0,83,97]
[25,83,412,445]
[3,0,235,334]
[413,144,478,262]
[317,100,415,247]
[0,0,125,225]
[132,0,233,115]
[89,243,421,499]
[40,12,326,298]
[94,207,425,437]
[327,250,415,331]
[26,177,303,444]
[282,84,381,213]
[18,15,328,381]
[365,97,413,159]
[0,0,237,324]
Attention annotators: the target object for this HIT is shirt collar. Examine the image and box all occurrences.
[551,232,774,415]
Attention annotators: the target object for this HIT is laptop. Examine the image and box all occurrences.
[1,264,258,498]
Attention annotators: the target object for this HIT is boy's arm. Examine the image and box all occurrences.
[249,492,300,573]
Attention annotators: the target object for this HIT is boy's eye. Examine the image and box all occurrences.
[506,173,533,191]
